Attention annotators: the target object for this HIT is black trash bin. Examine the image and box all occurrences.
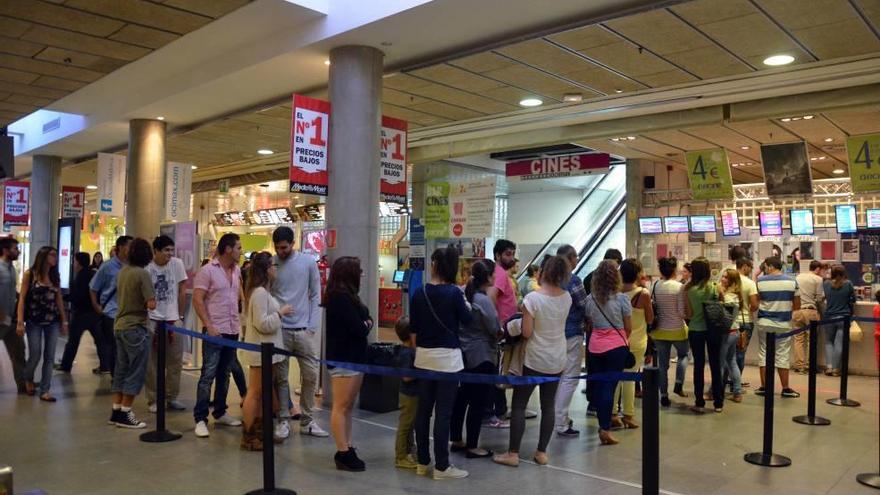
[359,343,403,413]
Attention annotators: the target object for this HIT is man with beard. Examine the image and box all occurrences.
[0,237,25,393]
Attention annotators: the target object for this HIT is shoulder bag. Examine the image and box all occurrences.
[702,284,736,337]
[592,297,637,369]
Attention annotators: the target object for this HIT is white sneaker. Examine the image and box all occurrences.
[300,420,329,437]
[148,403,157,414]
[416,464,431,476]
[433,465,468,480]
[194,421,210,438]
[215,413,242,427]
[275,420,291,440]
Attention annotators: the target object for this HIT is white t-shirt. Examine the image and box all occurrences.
[739,276,757,324]
[146,257,188,321]
[522,291,572,375]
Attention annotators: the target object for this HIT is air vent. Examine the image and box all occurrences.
[42,117,61,134]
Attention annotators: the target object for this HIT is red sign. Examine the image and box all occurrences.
[3,180,30,227]
[452,223,463,236]
[61,186,85,220]
[378,288,404,326]
[506,152,610,181]
[326,228,337,250]
[290,94,331,196]
[380,116,407,205]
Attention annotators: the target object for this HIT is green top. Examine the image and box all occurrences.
[686,282,717,332]
[114,265,155,331]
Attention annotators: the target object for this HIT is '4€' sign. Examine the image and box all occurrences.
[685,148,733,201]
[847,133,880,193]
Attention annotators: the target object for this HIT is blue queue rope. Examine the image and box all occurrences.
[166,324,642,385]
[775,316,849,339]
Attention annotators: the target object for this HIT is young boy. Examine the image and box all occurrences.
[108,238,157,429]
[394,316,419,469]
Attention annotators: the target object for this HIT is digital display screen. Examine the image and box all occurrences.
[720,210,740,236]
[835,204,858,234]
[663,216,690,234]
[789,209,814,235]
[58,225,72,290]
[690,215,716,233]
[638,217,662,234]
[392,270,406,283]
[297,204,325,222]
[867,209,880,229]
[759,211,783,236]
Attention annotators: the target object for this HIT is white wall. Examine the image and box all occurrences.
[506,189,585,263]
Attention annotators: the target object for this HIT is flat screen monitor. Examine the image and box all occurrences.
[867,208,880,229]
[392,270,406,283]
[835,204,858,234]
[638,217,662,234]
[690,215,716,233]
[663,216,689,234]
[789,209,814,235]
[759,211,783,236]
[720,210,741,236]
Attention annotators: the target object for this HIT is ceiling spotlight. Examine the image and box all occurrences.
[611,138,620,142]
[781,117,792,122]
[562,93,583,102]
[824,137,834,142]
[810,157,818,161]
[803,115,814,119]
[156,116,165,121]
[763,54,794,66]
[740,145,750,150]
[626,136,636,140]
[257,149,274,155]
[519,98,543,107]
[324,60,331,66]
[832,168,845,174]
[86,185,98,190]
[191,165,198,170]
[732,163,740,167]
[295,204,305,208]
[791,116,802,121]
[818,156,826,160]
[614,89,623,94]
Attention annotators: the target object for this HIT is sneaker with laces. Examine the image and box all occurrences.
[215,413,242,427]
[275,420,291,439]
[395,457,419,469]
[556,426,580,437]
[781,388,800,398]
[194,420,210,438]
[433,465,468,480]
[416,464,431,476]
[115,410,147,429]
[108,409,122,425]
[300,420,329,437]
[754,387,766,396]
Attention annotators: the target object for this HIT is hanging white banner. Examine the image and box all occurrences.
[164,161,192,222]
[97,153,126,217]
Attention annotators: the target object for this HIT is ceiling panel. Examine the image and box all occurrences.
[401,83,509,114]
[564,67,644,93]
[408,64,507,93]
[576,41,695,83]
[723,120,799,143]
[0,1,125,37]
[823,105,880,135]
[641,129,716,150]
[65,0,213,35]
[465,64,581,101]
[447,52,517,73]
[546,25,619,51]
[790,20,880,59]
[855,0,880,30]
[496,39,601,78]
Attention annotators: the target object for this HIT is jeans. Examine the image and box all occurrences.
[24,322,60,395]
[396,392,418,461]
[736,323,754,373]
[654,339,689,398]
[588,346,629,431]
[60,312,101,372]
[111,325,150,396]
[553,335,584,428]
[415,375,458,470]
[719,332,742,394]
[0,323,26,391]
[689,331,723,409]
[145,321,184,403]
[509,367,560,453]
[451,361,495,448]
[194,333,239,423]
[823,321,845,371]
[275,329,319,425]
[97,316,117,373]
[219,354,248,403]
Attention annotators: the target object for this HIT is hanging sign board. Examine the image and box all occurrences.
[61,186,85,219]
[3,180,30,227]
[846,133,880,193]
[290,94,330,196]
[506,152,609,181]
[424,179,496,239]
[218,179,230,193]
[97,153,127,217]
[164,161,193,222]
[425,182,450,238]
[685,148,734,200]
[380,116,408,205]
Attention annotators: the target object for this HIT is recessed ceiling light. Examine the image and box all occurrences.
[191,165,198,170]
[294,204,305,208]
[611,138,620,142]
[803,115,814,120]
[86,185,97,190]
[732,163,740,167]
[324,60,331,66]
[763,54,794,66]
[257,149,274,155]
[791,116,802,121]
[781,117,792,122]
[740,145,750,150]
[519,98,543,107]
[614,89,623,94]
[810,157,818,161]
[824,137,834,142]
[156,116,165,121]
[832,168,845,174]
[562,93,583,102]
[818,156,826,160]
[626,136,636,140]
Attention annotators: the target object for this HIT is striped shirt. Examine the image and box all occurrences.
[651,279,687,341]
[756,274,799,330]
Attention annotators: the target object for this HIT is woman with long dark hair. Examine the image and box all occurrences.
[450,258,499,459]
[16,246,67,401]
[241,252,292,450]
[411,247,473,480]
[684,257,724,413]
[823,265,855,376]
[324,256,373,471]
[91,251,104,270]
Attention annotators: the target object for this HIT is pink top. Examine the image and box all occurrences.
[193,258,241,335]
[493,264,518,324]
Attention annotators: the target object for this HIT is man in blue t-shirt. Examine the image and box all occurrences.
[755,257,801,398]
[89,236,132,375]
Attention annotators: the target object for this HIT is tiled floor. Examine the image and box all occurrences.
[0,339,877,495]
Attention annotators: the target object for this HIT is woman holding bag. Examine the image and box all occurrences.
[822,266,855,376]
[612,259,653,429]
[684,257,724,413]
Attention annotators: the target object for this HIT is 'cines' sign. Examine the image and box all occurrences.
[505,152,610,181]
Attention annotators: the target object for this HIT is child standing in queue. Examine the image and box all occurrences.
[394,316,419,469]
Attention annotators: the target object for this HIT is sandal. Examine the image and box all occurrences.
[598,429,619,445]
[39,394,56,402]
[533,451,549,465]
[621,415,639,429]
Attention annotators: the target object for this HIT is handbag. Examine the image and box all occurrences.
[703,285,736,336]
[593,298,637,369]
[849,319,864,343]
[498,314,525,389]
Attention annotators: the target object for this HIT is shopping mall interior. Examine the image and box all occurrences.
[0,0,879,494]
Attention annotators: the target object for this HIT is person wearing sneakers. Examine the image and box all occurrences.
[719,269,744,403]
[755,256,801,399]
[393,317,419,470]
[270,226,328,440]
[552,245,588,438]
[486,239,518,429]
[192,233,245,437]
[107,238,155,429]
[90,236,132,375]
[144,235,188,413]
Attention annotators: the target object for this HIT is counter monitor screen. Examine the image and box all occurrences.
[759,211,783,236]
[835,204,858,233]
[663,216,690,234]
[638,217,662,234]
[690,215,716,233]
[392,270,406,283]
[867,208,880,229]
[720,210,741,236]
[789,209,814,235]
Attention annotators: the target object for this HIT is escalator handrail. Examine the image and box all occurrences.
[574,197,627,277]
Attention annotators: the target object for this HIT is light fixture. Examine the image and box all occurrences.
[611,138,620,142]
[626,136,636,140]
[519,98,543,107]
[833,168,845,174]
[803,115,814,119]
[614,89,623,94]
[562,93,583,102]
[763,54,794,66]
[294,204,305,208]
[324,60,330,66]
[810,157,818,161]
[732,163,740,167]
[781,118,792,122]
[824,137,834,142]
[257,149,274,155]
[156,116,165,121]
[818,156,826,160]
[86,185,97,190]
[191,165,198,170]
[740,145,750,150]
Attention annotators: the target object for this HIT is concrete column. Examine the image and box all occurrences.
[29,154,62,265]
[625,159,646,259]
[126,119,166,238]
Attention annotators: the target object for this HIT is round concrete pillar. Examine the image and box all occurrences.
[126,119,166,238]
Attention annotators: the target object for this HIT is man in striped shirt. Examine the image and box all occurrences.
[755,257,801,398]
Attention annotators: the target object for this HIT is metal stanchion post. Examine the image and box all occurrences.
[793,321,830,426]
[827,316,860,407]
[141,322,182,443]
[745,331,791,467]
[246,343,296,495]
[642,367,659,495]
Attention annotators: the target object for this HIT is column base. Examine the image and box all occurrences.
[792,415,831,426]
[139,429,183,443]
[744,452,792,467]
[856,473,880,489]
[244,489,297,495]
[826,397,861,407]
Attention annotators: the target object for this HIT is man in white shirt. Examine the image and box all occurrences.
[792,261,827,373]
[145,235,189,412]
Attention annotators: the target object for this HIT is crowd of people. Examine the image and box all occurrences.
[1,230,875,481]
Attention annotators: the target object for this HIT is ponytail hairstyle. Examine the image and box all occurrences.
[464,259,495,303]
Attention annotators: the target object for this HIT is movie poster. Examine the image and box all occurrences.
[760,142,813,196]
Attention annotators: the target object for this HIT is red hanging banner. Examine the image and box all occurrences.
[289,94,331,196]
[61,186,85,220]
[380,116,408,205]
[3,180,30,228]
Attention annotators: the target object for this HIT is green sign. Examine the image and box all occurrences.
[218,179,230,194]
[847,133,880,193]
[424,181,450,238]
[685,148,734,200]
